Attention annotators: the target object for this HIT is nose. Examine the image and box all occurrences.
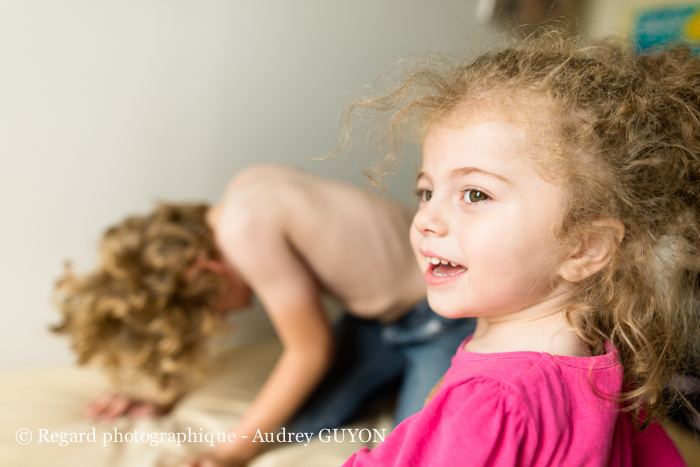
[412,198,448,237]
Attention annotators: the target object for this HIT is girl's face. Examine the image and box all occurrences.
[410,118,569,320]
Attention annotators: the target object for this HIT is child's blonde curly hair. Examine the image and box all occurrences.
[345,33,700,426]
[53,203,226,405]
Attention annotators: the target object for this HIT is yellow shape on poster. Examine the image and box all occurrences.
[685,9,700,40]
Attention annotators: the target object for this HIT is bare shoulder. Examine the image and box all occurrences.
[226,163,305,192]
[220,163,412,230]
[216,164,301,233]
[212,164,339,264]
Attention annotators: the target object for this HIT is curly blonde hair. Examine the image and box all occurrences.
[345,33,700,426]
[53,203,227,405]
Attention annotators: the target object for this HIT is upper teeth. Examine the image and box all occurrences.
[427,256,459,267]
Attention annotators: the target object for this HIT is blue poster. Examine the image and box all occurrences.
[631,3,700,51]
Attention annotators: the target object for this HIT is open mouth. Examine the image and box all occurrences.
[426,256,467,277]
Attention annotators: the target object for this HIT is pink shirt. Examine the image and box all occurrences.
[342,341,685,467]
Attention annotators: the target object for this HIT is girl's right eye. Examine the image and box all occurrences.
[416,189,432,202]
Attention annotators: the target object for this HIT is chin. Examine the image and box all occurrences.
[426,295,472,319]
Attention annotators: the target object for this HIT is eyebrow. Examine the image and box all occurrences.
[417,167,513,185]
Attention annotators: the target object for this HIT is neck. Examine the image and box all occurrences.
[464,285,585,357]
[205,204,222,230]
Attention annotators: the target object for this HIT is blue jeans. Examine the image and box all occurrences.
[287,300,476,432]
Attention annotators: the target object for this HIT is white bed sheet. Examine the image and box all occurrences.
[0,338,392,467]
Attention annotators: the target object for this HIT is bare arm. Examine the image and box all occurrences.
[186,201,335,466]
[213,279,333,463]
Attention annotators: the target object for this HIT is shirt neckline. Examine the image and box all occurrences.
[456,336,619,369]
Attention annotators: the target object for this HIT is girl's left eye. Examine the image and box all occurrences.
[463,190,489,203]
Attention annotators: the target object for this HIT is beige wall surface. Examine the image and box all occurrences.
[0,1,500,369]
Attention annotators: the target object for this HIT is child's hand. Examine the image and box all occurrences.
[178,452,247,467]
[85,391,172,421]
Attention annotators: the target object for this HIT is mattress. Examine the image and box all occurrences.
[0,338,392,467]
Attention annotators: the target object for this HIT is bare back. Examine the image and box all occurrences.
[212,164,425,322]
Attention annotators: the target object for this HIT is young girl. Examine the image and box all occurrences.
[341,34,699,466]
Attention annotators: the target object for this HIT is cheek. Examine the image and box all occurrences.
[409,223,423,262]
[493,228,562,290]
[463,216,559,283]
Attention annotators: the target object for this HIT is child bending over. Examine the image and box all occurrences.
[341,34,699,466]
[53,164,475,467]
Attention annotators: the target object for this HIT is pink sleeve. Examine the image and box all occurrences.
[629,420,687,467]
[340,379,533,467]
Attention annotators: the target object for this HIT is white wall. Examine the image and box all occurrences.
[0,1,498,369]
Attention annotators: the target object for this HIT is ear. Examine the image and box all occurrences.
[183,255,226,283]
[558,219,625,283]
